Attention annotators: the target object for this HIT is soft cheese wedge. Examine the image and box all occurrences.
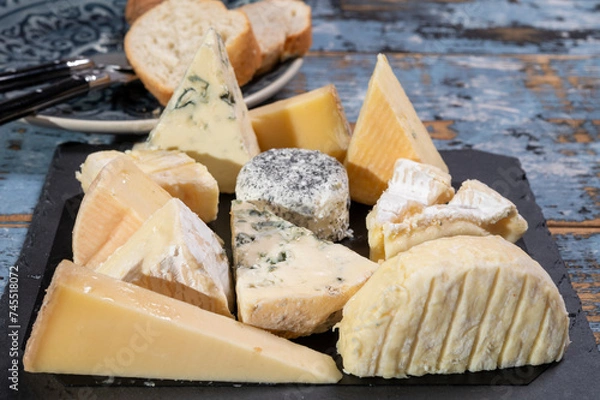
[372,179,528,261]
[249,84,351,162]
[345,54,448,205]
[96,198,233,317]
[23,260,342,383]
[231,200,378,338]
[337,235,570,378]
[72,156,172,269]
[76,149,219,222]
[147,28,260,193]
[367,159,455,261]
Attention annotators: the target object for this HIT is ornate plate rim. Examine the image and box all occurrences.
[22,58,303,135]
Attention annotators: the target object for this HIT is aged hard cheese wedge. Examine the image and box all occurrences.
[367,159,455,261]
[236,148,351,241]
[147,28,260,193]
[76,149,219,222]
[96,198,233,318]
[345,54,448,205]
[371,178,528,261]
[72,156,171,269]
[337,235,570,378]
[249,84,351,162]
[231,200,378,339]
[23,260,342,383]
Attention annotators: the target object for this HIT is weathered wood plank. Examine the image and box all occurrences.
[308,0,600,55]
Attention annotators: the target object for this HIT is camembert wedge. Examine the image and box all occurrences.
[96,198,233,317]
[147,28,260,193]
[249,84,352,162]
[231,200,378,339]
[367,158,455,261]
[345,54,448,205]
[23,260,342,383]
[76,149,219,222]
[371,178,528,261]
[337,235,570,378]
[72,156,172,269]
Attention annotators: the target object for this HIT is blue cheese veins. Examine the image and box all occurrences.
[231,200,378,339]
[235,148,352,241]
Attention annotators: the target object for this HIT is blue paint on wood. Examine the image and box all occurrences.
[0,228,28,296]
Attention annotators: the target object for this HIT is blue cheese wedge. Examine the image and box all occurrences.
[337,235,570,378]
[147,28,260,193]
[231,200,378,339]
[96,198,233,318]
[235,148,351,242]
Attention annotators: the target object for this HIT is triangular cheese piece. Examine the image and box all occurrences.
[345,54,448,205]
[96,198,233,318]
[337,235,569,379]
[231,200,378,339]
[23,260,342,383]
[72,155,172,269]
[147,28,260,193]
[367,158,455,261]
[76,149,219,222]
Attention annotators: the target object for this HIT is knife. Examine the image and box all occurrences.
[0,53,138,125]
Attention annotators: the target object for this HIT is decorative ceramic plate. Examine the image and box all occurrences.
[0,0,303,134]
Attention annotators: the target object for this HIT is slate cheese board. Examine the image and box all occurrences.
[1,143,599,399]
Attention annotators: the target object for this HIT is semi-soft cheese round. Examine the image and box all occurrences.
[235,148,351,241]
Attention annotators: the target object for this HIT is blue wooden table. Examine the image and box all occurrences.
[0,0,599,355]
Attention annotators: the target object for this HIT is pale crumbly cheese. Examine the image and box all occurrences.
[337,235,570,378]
[96,198,233,318]
[23,260,342,383]
[367,158,455,261]
[72,155,172,269]
[76,149,219,222]
[249,84,351,163]
[235,148,351,241]
[147,28,260,193]
[345,53,448,205]
[379,179,528,260]
[231,200,378,339]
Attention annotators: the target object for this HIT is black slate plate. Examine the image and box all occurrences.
[1,143,599,399]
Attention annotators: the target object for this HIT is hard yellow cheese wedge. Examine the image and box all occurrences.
[345,54,448,205]
[96,198,233,318]
[249,84,351,162]
[337,235,569,378]
[72,156,171,269]
[367,158,455,261]
[232,200,378,339]
[76,149,219,222]
[23,260,342,383]
[147,28,260,193]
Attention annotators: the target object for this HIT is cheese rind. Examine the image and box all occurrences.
[96,198,233,317]
[336,235,569,378]
[23,260,342,383]
[345,54,448,205]
[147,28,260,193]
[231,200,378,338]
[249,84,351,162]
[236,148,351,241]
[76,149,219,222]
[367,159,455,261]
[72,156,172,269]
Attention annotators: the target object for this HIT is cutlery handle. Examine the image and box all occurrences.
[0,59,93,93]
[0,75,97,125]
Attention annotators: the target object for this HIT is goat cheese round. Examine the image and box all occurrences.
[235,148,351,241]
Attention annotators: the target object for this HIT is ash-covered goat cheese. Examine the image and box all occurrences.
[235,148,351,241]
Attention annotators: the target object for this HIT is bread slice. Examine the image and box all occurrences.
[124,0,164,24]
[124,0,261,105]
[240,0,312,75]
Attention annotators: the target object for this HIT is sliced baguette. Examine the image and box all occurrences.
[240,0,312,75]
[124,0,261,105]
